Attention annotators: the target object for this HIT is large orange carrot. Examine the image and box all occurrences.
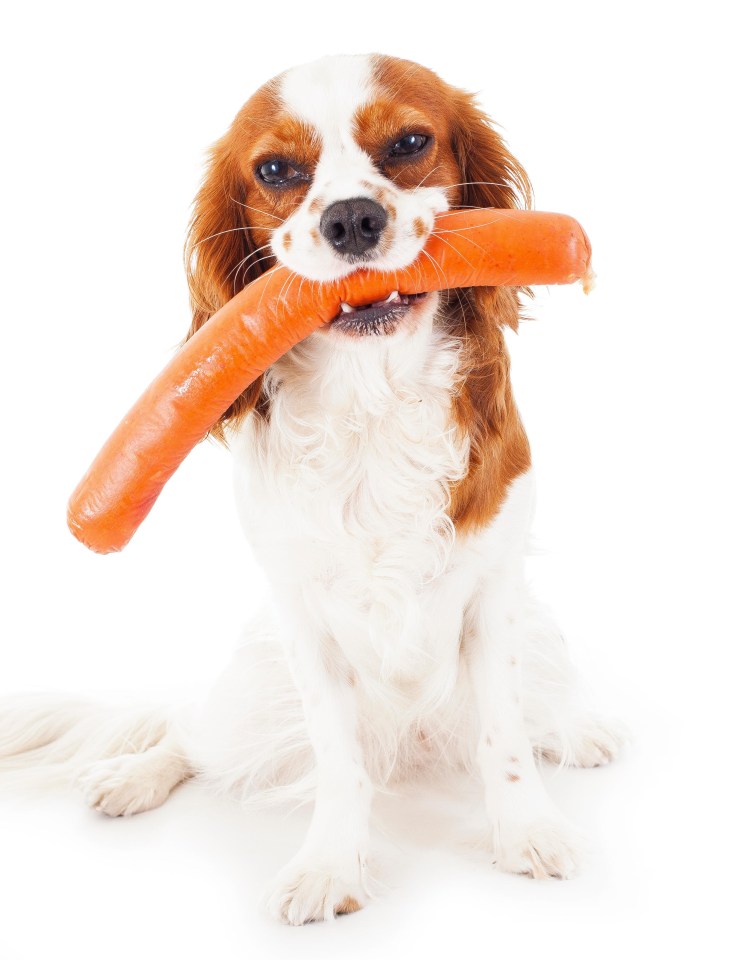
[68,209,592,553]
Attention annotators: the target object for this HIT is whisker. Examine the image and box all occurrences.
[231,198,285,222]
[227,252,255,291]
[430,231,476,272]
[256,262,287,301]
[294,274,307,314]
[275,270,304,324]
[411,165,442,192]
[276,270,299,317]
[433,228,490,259]
[438,205,491,215]
[455,287,473,339]
[418,248,450,293]
[229,243,275,292]
[439,180,515,191]
[241,250,278,286]
[434,215,511,238]
[190,226,256,250]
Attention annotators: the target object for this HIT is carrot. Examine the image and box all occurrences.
[68,209,592,553]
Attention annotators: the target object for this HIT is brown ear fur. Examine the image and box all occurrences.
[446,93,533,534]
[183,134,268,438]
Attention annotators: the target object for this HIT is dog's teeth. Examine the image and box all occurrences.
[340,302,356,313]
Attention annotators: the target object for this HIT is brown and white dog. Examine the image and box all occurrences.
[0,54,623,925]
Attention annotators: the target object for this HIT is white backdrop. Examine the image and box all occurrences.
[1,1,752,957]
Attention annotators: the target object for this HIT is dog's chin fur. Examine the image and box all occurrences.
[0,54,624,926]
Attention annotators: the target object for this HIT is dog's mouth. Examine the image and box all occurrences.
[330,291,428,337]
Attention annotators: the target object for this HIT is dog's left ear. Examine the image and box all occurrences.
[449,92,533,333]
[444,92,532,529]
[453,90,533,330]
[451,91,533,213]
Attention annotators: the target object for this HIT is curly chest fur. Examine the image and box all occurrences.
[230,308,530,685]
[233,328,469,592]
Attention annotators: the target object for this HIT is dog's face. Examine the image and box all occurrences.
[259,58,460,284]
[186,55,530,420]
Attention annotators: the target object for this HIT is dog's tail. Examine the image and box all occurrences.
[0,693,184,796]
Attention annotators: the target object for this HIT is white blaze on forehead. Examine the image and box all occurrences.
[278,54,376,146]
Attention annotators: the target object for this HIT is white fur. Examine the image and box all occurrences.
[0,54,624,925]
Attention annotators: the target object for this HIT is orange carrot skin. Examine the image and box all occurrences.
[67,209,591,553]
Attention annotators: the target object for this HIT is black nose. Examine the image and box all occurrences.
[320,197,387,256]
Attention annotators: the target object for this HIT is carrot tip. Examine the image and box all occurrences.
[581,264,597,295]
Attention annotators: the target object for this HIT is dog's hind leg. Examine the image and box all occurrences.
[77,726,192,817]
[520,598,627,768]
[0,695,192,813]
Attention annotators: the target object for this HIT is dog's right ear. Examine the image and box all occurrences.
[184,134,270,435]
[184,134,260,341]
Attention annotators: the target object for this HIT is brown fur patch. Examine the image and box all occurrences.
[282,232,292,251]
[413,216,428,238]
[310,227,321,245]
[336,896,362,915]
[506,772,521,783]
[354,61,463,201]
[309,196,324,215]
[446,288,532,534]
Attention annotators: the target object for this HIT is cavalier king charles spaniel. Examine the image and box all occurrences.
[0,53,623,925]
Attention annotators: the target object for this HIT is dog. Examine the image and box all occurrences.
[0,54,623,925]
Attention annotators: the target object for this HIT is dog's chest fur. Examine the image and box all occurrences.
[231,321,473,682]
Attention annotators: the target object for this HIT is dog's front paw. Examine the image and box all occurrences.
[266,848,372,925]
[493,815,583,880]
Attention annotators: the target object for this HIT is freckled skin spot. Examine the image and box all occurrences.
[506,772,521,783]
[309,197,323,215]
[282,231,292,251]
[413,217,428,238]
[510,656,518,667]
[359,179,373,191]
[310,228,321,245]
[485,734,493,747]
[509,756,519,764]
[386,202,397,221]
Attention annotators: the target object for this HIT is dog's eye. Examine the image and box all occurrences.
[257,160,299,185]
[389,133,429,157]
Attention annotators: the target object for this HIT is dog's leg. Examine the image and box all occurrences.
[519,600,627,768]
[266,597,373,924]
[77,726,191,817]
[465,573,584,879]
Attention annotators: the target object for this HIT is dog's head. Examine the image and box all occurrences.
[185,54,531,429]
